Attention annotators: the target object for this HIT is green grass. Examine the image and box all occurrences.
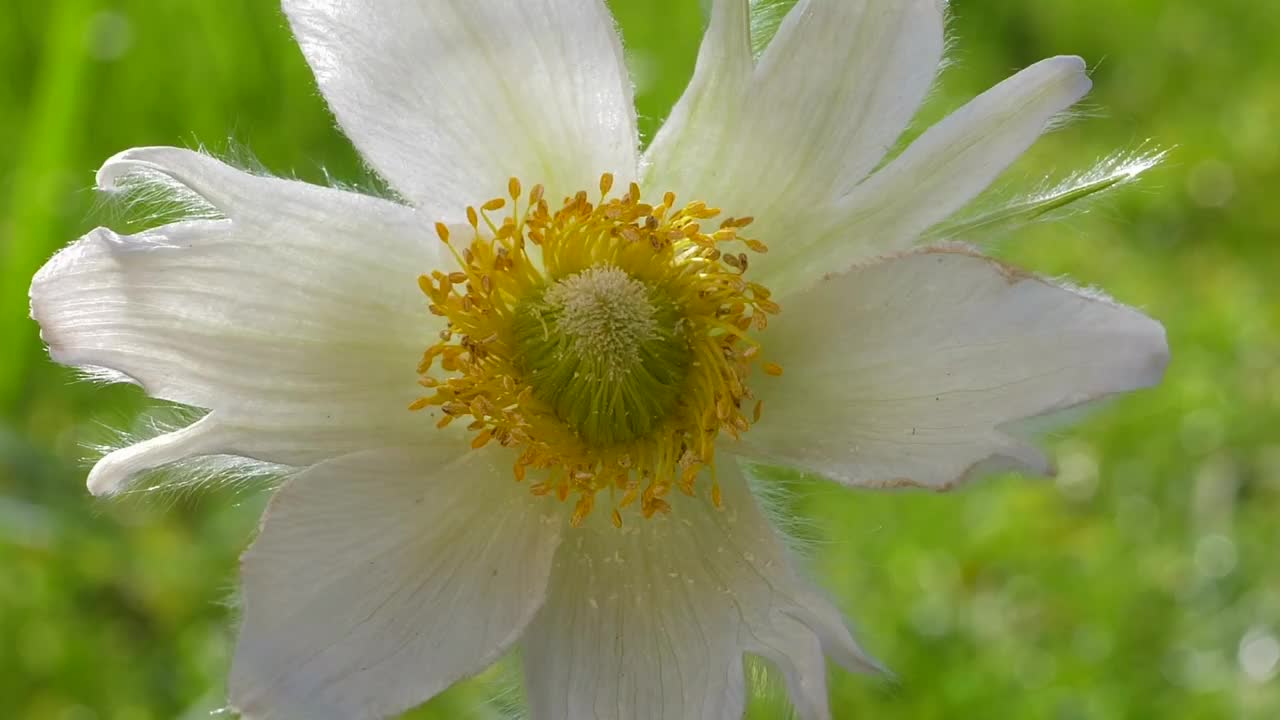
[2,1,1278,718]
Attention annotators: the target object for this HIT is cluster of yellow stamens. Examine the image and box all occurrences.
[411,174,779,527]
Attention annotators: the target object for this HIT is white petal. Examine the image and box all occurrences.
[523,461,876,720]
[838,56,1092,238]
[644,0,943,241]
[741,247,1169,490]
[641,0,752,193]
[230,445,561,720]
[283,0,638,215]
[30,148,442,494]
[746,0,945,194]
[760,56,1092,294]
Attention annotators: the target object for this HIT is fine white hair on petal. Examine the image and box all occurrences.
[470,656,530,720]
[229,445,562,720]
[30,147,448,495]
[90,142,399,232]
[741,245,1168,492]
[83,406,289,500]
[746,0,792,56]
[926,147,1168,242]
[522,459,880,720]
[736,461,831,568]
[91,155,223,226]
[282,0,640,217]
[85,415,230,496]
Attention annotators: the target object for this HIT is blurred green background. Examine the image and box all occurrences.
[2,0,1277,718]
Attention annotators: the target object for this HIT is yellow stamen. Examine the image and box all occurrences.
[411,175,780,524]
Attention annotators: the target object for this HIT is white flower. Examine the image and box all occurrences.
[29,1,1169,719]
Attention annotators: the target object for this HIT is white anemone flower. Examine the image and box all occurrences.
[30,1,1169,718]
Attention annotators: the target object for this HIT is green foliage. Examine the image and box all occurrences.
[2,1,1277,718]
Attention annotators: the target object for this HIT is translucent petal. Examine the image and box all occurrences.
[284,0,639,215]
[742,247,1168,489]
[761,56,1093,295]
[645,0,944,259]
[523,461,877,719]
[230,446,561,720]
[30,148,442,493]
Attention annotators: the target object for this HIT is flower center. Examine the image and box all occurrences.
[411,175,780,526]
[511,266,691,447]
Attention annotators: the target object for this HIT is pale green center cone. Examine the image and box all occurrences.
[511,266,691,447]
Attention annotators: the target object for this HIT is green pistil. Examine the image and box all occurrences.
[511,266,691,447]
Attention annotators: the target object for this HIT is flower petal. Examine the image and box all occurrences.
[644,0,943,236]
[230,445,561,720]
[30,148,442,494]
[837,55,1092,241]
[741,247,1168,490]
[283,0,638,215]
[746,0,945,194]
[641,0,752,193]
[760,56,1092,294]
[523,461,876,720]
